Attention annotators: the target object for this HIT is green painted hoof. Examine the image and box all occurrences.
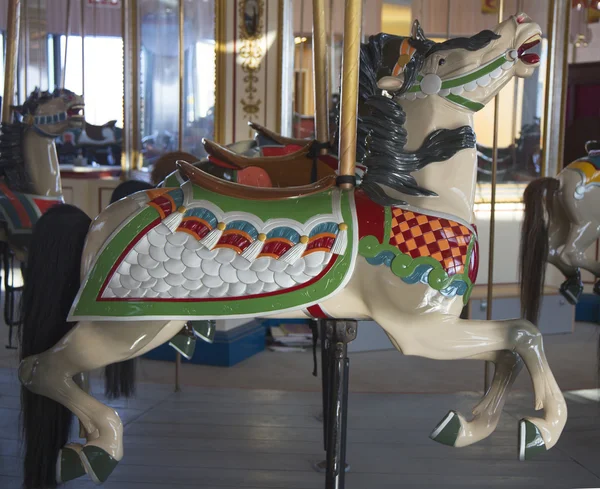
[519,419,547,461]
[169,333,196,360]
[57,446,86,483]
[190,320,216,343]
[81,445,119,484]
[430,411,461,447]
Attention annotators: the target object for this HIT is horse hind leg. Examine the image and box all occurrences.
[19,319,185,486]
[430,350,522,448]
[547,214,582,304]
[560,222,600,293]
[372,309,567,460]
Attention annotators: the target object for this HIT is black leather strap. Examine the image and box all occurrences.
[336,175,356,187]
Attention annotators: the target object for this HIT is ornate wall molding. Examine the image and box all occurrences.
[215,0,284,144]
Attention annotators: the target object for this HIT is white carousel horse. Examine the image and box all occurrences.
[18,14,566,488]
[519,140,600,329]
[0,88,85,260]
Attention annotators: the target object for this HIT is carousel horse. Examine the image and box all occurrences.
[0,88,84,336]
[520,140,600,317]
[19,15,567,489]
[0,88,85,259]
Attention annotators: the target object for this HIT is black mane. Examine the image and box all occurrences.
[0,123,34,192]
[333,33,477,206]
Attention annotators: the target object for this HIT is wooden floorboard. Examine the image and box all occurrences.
[2,366,599,489]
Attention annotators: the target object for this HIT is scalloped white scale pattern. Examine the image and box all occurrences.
[102,223,332,299]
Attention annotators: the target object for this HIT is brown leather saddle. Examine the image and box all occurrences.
[177,161,336,201]
[202,139,336,188]
[249,121,313,148]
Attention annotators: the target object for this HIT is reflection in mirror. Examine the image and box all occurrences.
[243,0,260,37]
[139,0,215,167]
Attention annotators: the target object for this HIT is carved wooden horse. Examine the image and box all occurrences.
[520,139,600,317]
[0,88,84,339]
[19,15,566,489]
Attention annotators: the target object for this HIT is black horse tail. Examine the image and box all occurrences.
[19,204,91,489]
[104,360,137,399]
[519,177,560,324]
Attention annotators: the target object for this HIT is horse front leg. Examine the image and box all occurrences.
[373,310,567,460]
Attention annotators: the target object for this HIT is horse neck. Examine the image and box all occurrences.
[23,129,63,197]
[401,97,477,224]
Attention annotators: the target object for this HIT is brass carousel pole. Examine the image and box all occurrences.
[312,0,329,150]
[485,0,504,393]
[81,0,85,97]
[337,0,363,189]
[174,0,185,393]
[62,0,72,88]
[2,0,21,123]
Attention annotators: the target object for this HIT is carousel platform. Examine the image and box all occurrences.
[0,363,599,489]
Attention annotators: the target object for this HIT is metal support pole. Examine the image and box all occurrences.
[81,0,85,96]
[2,0,21,123]
[325,320,356,489]
[337,0,362,188]
[485,0,504,394]
[312,0,329,149]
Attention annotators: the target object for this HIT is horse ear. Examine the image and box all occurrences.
[411,19,427,41]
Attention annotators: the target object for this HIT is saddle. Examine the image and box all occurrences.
[176,161,336,201]
[202,139,336,188]
[249,121,313,148]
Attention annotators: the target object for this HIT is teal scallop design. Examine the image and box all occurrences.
[359,235,474,303]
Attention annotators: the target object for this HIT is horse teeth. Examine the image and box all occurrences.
[451,86,464,95]
[490,68,503,79]
[464,81,478,92]
[477,75,491,87]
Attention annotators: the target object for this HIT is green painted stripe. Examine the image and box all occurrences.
[440,56,507,89]
[444,94,485,112]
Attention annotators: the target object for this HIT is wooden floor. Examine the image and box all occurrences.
[1,367,600,489]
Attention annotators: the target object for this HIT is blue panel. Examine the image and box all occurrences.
[143,321,266,367]
[575,294,600,323]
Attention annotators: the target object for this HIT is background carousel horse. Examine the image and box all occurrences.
[18,14,567,489]
[520,139,600,318]
[476,118,541,182]
[0,88,84,336]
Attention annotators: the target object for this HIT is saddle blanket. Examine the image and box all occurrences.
[68,182,356,321]
[0,182,63,234]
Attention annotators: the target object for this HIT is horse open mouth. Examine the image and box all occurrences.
[67,105,85,119]
[518,34,541,65]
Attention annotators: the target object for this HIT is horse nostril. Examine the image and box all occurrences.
[515,13,530,24]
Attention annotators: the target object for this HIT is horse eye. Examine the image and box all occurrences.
[439,59,446,66]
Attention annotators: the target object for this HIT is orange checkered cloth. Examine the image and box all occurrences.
[389,208,474,276]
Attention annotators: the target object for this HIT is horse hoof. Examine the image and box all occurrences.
[169,333,196,360]
[430,410,461,447]
[518,419,546,461]
[559,279,582,305]
[81,445,119,484]
[57,445,86,483]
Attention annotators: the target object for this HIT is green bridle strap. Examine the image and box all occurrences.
[406,50,514,111]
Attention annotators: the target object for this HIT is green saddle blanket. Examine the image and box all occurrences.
[69,181,356,321]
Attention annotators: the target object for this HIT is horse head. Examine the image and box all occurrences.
[380,14,541,113]
[16,88,85,138]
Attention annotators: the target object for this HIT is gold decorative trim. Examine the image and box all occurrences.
[214,0,226,144]
[238,0,265,120]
